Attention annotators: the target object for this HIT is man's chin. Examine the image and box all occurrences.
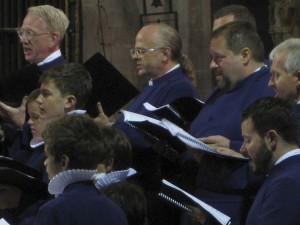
[24,56,35,64]
[252,164,268,175]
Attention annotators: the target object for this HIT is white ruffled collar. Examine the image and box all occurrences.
[48,168,137,195]
[93,168,136,190]
[48,169,97,195]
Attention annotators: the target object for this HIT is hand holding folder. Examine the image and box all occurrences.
[83,52,139,117]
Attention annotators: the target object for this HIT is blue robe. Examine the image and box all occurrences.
[246,155,300,225]
[33,182,129,225]
[114,67,199,149]
[185,66,275,225]
[113,67,199,186]
[113,67,199,224]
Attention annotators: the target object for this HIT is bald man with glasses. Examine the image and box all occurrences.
[98,23,199,225]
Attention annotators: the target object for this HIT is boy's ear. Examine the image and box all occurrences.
[61,154,70,171]
[65,95,77,110]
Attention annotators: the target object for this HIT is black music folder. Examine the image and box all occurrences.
[83,52,139,117]
[143,96,204,129]
[158,179,231,225]
[0,63,41,106]
[0,156,45,185]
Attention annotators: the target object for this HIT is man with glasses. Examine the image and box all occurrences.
[0,5,69,107]
[17,5,69,67]
[0,5,69,165]
[98,23,199,225]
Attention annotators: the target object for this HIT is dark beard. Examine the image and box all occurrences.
[217,75,232,91]
[253,141,273,175]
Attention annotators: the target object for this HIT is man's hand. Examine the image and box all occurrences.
[200,135,230,149]
[0,96,28,127]
[93,102,113,126]
[199,135,246,159]
[188,205,207,225]
[212,146,246,159]
[187,147,205,164]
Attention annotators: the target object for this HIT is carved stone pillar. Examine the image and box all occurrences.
[269,0,300,45]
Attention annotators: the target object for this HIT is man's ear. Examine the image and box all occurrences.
[266,130,278,151]
[49,32,60,48]
[162,47,171,64]
[240,48,251,64]
[65,95,77,111]
[61,154,70,171]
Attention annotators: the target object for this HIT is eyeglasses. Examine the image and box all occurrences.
[17,29,51,41]
[130,47,164,58]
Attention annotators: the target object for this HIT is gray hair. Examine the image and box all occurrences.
[269,38,300,76]
[152,23,196,84]
[28,5,69,41]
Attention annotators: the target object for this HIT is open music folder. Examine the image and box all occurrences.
[143,96,204,129]
[159,179,231,225]
[121,110,249,161]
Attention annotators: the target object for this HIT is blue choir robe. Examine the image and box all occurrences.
[34,182,129,225]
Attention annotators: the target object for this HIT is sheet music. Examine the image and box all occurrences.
[162,179,231,225]
[0,219,10,225]
[121,111,248,160]
[121,110,162,125]
[143,102,181,118]
[161,119,220,153]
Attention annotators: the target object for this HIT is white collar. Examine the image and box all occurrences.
[165,64,180,74]
[48,169,97,195]
[38,49,62,66]
[275,149,300,165]
[148,64,180,86]
[254,65,267,73]
[93,168,137,190]
[30,141,44,148]
[67,109,86,115]
[48,168,137,195]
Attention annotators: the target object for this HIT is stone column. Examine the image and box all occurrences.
[177,0,212,99]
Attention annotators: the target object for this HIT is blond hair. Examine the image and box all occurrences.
[28,5,69,41]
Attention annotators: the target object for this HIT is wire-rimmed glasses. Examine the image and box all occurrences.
[17,28,51,41]
[130,47,165,58]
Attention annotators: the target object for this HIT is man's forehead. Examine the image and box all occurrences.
[213,14,235,30]
[22,12,48,30]
[241,118,255,133]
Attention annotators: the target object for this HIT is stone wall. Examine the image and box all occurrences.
[269,0,300,45]
[81,0,212,99]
